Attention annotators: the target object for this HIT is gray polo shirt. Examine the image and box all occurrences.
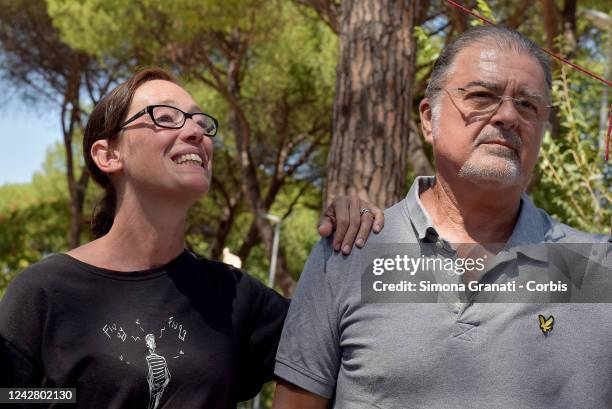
[275,176,611,409]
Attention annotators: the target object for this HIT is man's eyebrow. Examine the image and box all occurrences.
[516,86,546,99]
[462,82,546,98]
[462,81,502,91]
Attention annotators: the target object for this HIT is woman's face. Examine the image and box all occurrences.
[117,79,214,205]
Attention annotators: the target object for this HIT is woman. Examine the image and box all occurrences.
[0,68,382,408]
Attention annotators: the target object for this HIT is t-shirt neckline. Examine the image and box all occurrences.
[54,250,191,281]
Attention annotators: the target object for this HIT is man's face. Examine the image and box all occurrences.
[421,42,549,189]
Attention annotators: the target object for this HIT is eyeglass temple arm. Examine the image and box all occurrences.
[120,107,148,128]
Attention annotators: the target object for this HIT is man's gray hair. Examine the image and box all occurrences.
[425,25,552,105]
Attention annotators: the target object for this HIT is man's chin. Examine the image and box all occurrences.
[457,160,521,186]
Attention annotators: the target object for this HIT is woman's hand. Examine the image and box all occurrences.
[318,196,384,254]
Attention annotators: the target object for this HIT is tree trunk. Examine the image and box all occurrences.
[63,63,87,249]
[562,0,577,51]
[541,0,561,52]
[67,171,89,249]
[228,106,296,296]
[209,207,237,261]
[324,0,419,208]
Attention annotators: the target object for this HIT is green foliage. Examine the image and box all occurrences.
[0,140,102,295]
[270,183,321,279]
[0,142,68,213]
[470,0,497,26]
[0,198,70,297]
[0,184,40,213]
[49,0,336,297]
[414,25,442,73]
[47,0,281,63]
[32,143,71,198]
[529,13,611,234]
[533,63,611,234]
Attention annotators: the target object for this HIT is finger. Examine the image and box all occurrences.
[317,202,337,238]
[330,198,349,252]
[370,205,385,233]
[339,196,361,254]
[354,209,374,248]
[317,215,334,238]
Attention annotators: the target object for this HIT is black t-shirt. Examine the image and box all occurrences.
[0,250,289,408]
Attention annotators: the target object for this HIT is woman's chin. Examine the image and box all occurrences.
[161,177,210,206]
[183,181,210,202]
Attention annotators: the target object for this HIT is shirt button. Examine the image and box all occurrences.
[436,240,444,249]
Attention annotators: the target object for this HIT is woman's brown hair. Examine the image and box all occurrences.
[84,67,177,237]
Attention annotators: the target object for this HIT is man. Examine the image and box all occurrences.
[272,26,611,408]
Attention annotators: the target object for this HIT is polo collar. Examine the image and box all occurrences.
[404,176,549,262]
[404,176,438,241]
[505,193,548,262]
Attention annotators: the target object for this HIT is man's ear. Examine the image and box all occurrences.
[91,139,122,174]
[419,98,434,144]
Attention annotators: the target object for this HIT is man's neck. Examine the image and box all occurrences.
[419,174,523,245]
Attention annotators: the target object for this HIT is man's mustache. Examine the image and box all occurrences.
[475,130,522,151]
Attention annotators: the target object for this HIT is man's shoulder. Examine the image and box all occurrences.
[301,198,419,289]
[535,207,609,244]
[366,198,418,245]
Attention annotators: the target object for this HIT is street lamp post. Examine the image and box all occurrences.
[252,213,282,409]
[265,214,281,288]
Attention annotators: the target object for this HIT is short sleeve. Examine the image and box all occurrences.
[0,263,47,387]
[274,239,341,399]
[235,274,290,401]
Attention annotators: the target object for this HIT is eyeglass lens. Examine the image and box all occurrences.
[151,106,217,135]
[451,88,548,122]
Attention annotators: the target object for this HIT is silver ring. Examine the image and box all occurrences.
[360,207,372,216]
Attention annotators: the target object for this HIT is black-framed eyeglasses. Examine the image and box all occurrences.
[433,86,552,123]
[120,104,219,136]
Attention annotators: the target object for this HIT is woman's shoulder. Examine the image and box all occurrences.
[187,253,288,305]
[7,254,76,290]
[188,253,266,289]
[0,255,73,338]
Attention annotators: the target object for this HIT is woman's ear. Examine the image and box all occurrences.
[91,139,122,174]
[419,98,434,144]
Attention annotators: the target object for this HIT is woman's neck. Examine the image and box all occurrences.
[68,194,189,271]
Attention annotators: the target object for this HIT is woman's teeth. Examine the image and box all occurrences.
[173,153,203,166]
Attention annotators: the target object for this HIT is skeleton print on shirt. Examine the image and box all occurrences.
[145,334,170,409]
[100,316,188,407]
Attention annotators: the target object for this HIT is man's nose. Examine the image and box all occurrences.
[490,96,520,130]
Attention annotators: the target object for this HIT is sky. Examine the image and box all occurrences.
[0,95,61,186]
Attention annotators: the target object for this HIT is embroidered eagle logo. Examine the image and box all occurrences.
[538,314,554,335]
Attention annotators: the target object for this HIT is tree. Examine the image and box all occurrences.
[0,0,123,248]
[48,0,337,295]
[0,142,73,295]
[323,0,423,207]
